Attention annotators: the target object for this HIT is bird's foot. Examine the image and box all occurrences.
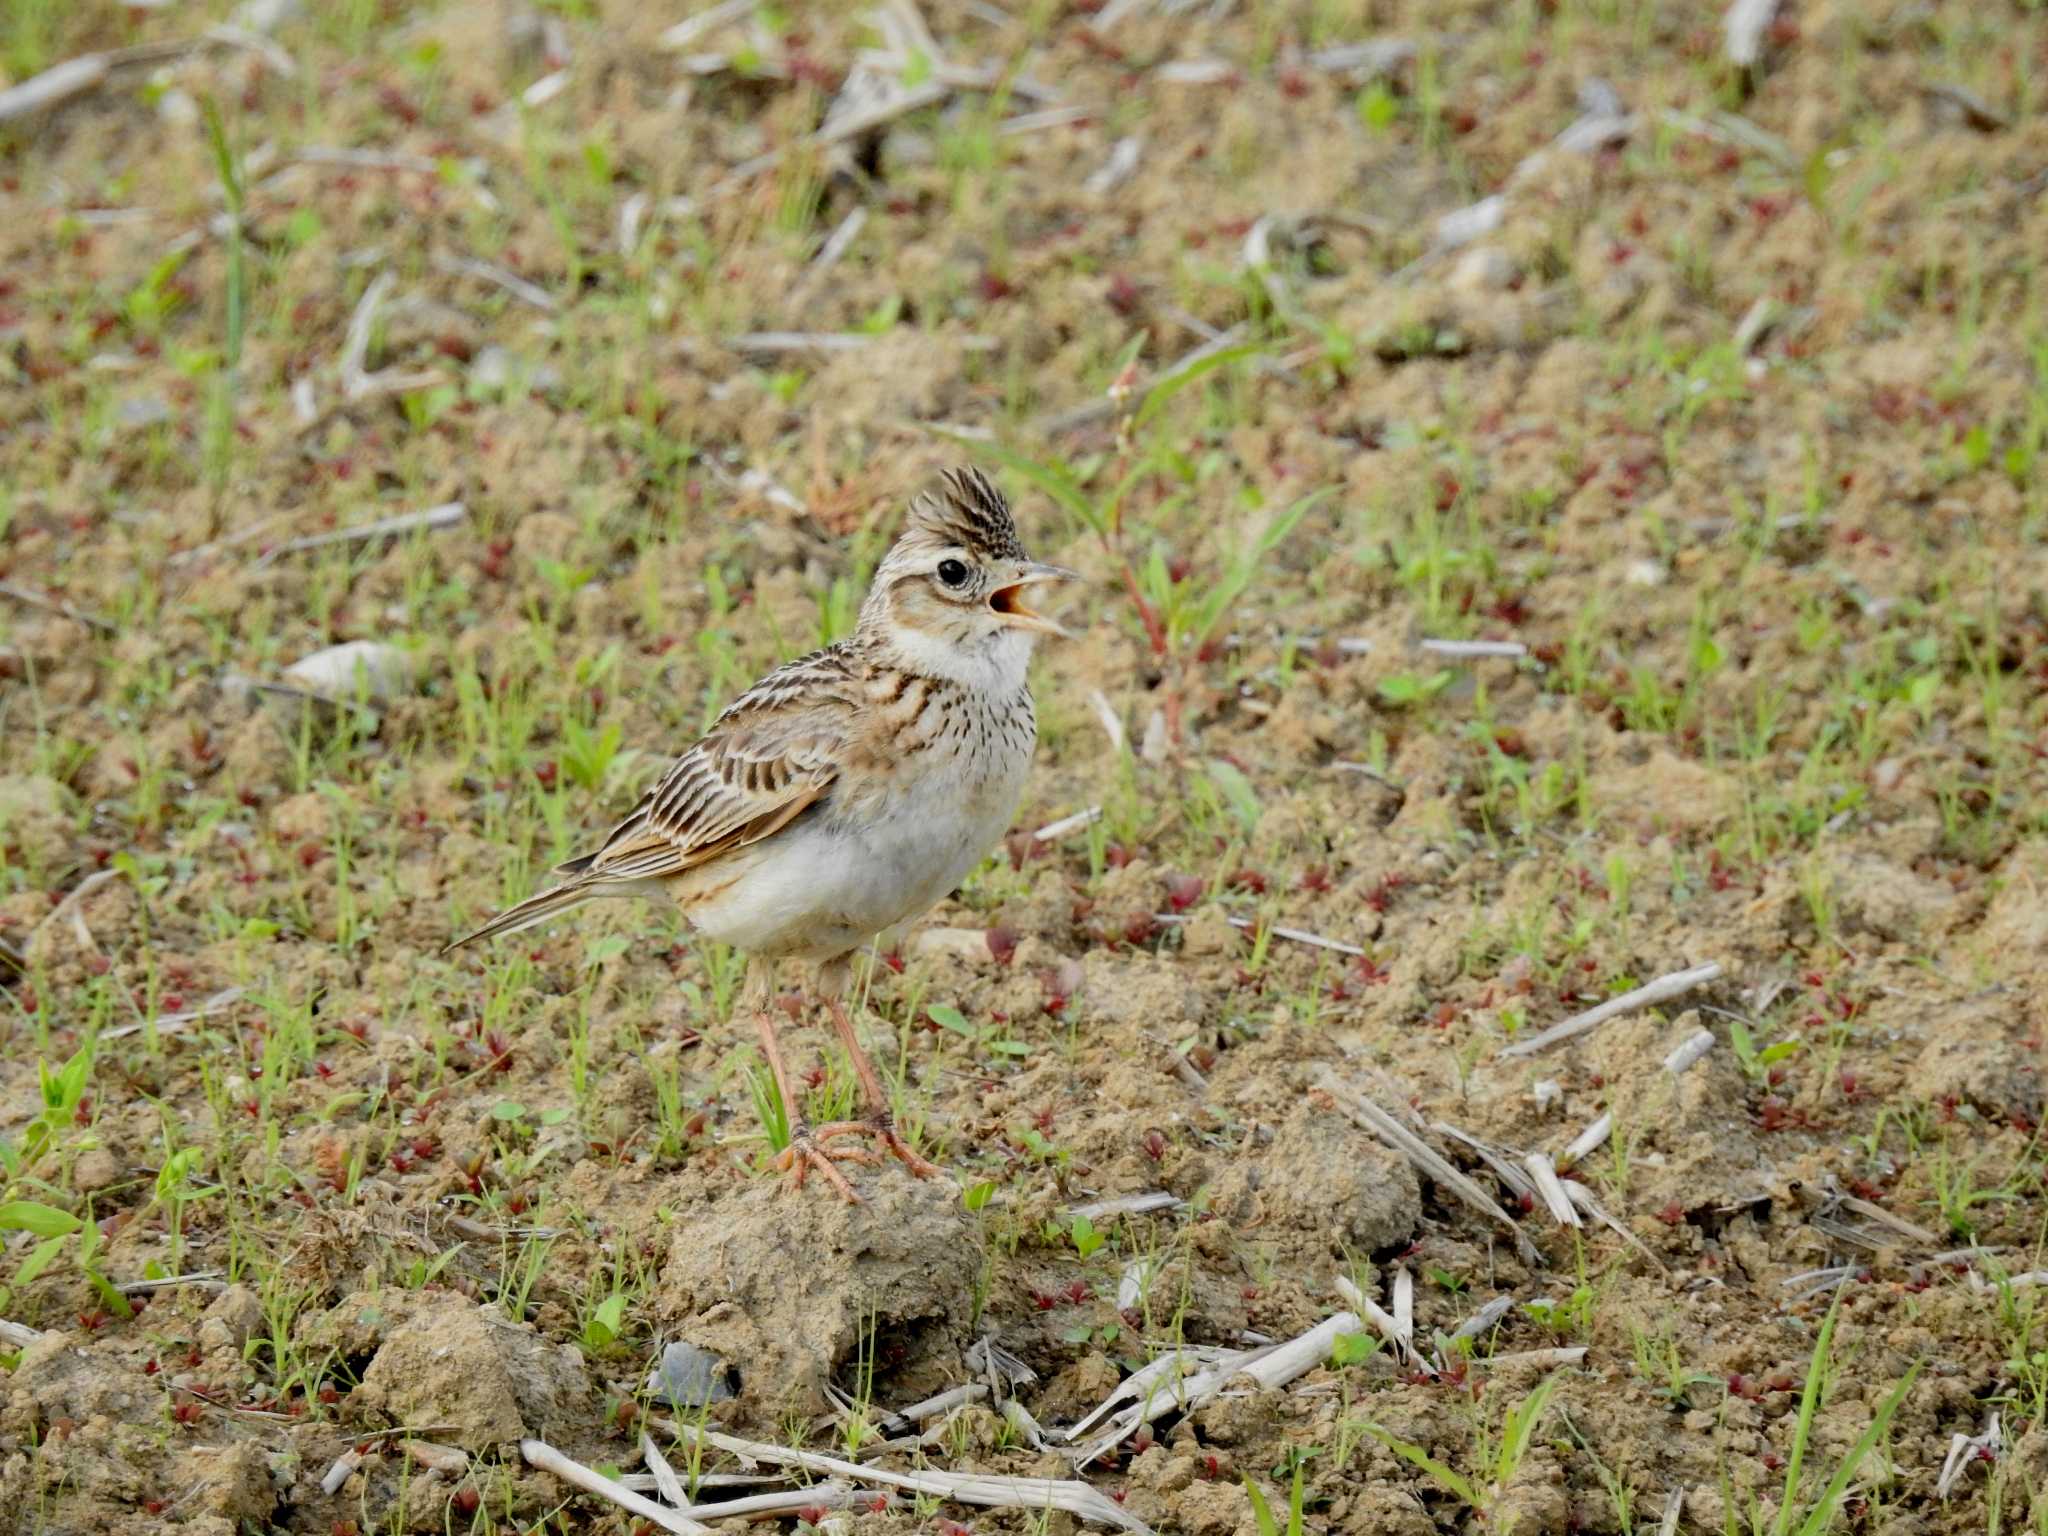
[814,1116,942,1180]
[774,1127,875,1204]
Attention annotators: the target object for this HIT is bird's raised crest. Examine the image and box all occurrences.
[904,466,1026,561]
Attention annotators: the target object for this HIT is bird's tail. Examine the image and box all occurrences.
[442,881,594,954]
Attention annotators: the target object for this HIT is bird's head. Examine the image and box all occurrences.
[861,468,1078,666]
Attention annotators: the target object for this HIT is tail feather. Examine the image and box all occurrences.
[441,883,593,954]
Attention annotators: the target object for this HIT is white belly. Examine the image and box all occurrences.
[679,757,1027,960]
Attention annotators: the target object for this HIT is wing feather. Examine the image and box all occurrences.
[563,644,861,886]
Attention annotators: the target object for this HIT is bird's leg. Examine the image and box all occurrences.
[811,964,940,1179]
[746,963,871,1203]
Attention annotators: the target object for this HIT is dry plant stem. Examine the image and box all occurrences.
[1497,962,1724,1059]
[691,1485,876,1520]
[319,1448,362,1495]
[1322,1076,1543,1264]
[1034,806,1104,841]
[0,54,110,122]
[402,1440,468,1475]
[265,502,467,560]
[1936,1413,2002,1498]
[1443,1295,1515,1350]
[0,580,116,633]
[41,869,118,954]
[522,1439,712,1536]
[1561,1111,1612,1167]
[1419,638,1528,659]
[1068,1311,1366,1465]
[431,250,556,310]
[1563,1181,1665,1270]
[1523,1153,1581,1228]
[1333,1274,1428,1373]
[1482,1346,1588,1370]
[1062,1349,1222,1442]
[116,1271,225,1295]
[1662,1028,1715,1074]
[1067,1190,1181,1220]
[641,1433,689,1508]
[1724,0,1779,66]
[895,1383,989,1422]
[649,1417,1155,1535]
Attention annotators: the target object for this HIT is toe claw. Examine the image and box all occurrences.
[814,1117,942,1179]
[774,1135,863,1203]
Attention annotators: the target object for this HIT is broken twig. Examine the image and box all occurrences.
[1498,962,1723,1059]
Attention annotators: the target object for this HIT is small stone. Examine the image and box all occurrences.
[1448,245,1516,293]
[647,1341,737,1410]
[71,1148,120,1195]
[198,1285,264,1355]
[298,1291,589,1451]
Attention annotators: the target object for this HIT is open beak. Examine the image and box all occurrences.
[988,561,1081,638]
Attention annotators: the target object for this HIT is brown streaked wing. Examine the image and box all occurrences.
[569,645,862,883]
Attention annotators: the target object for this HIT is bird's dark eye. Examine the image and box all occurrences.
[936,558,970,589]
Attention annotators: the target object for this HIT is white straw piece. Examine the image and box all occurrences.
[1418,638,1528,659]
[1067,1190,1181,1221]
[0,53,111,122]
[104,986,246,1040]
[641,1432,687,1508]
[1563,1180,1666,1270]
[1663,1029,1715,1074]
[653,1419,1153,1534]
[689,1485,876,1521]
[660,0,760,50]
[522,1440,712,1536]
[1498,963,1723,1059]
[1478,1346,1587,1370]
[1087,690,1127,755]
[1323,1078,1540,1263]
[1523,1154,1581,1228]
[1724,0,1778,66]
[1118,1258,1154,1312]
[895,1383,988,1423]
[1060,1347,1230,1443]
[266,502,467,561]
[1560,1112,1613,1168]
[320,1448,364,1495]
[1034,806,1104,842]
[1441,1295,1515,1349]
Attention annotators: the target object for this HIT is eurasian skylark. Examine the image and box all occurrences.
[447,468,1076,1200]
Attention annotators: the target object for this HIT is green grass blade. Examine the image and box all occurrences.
[1776,1296,1841,1536]
[1243,1476,1280,1536]
[1787,1363,1919,1536]
[1360,1424,1480,1506]
[1133,341,1264,432]
[1499,1371,1567,1480]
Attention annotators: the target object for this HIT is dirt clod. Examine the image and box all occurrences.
[300,1291,590,1452]
[654,1166,980,1423]
[1209,1101,1420,1254]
